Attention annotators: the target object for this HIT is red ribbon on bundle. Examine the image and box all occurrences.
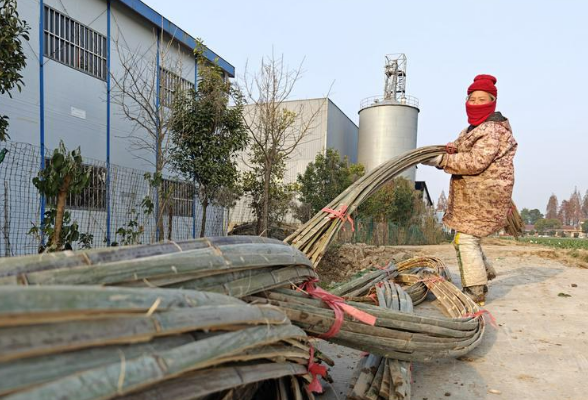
[321,204,355,232]
[307,345,328,393]
[299,279,377,339]
[463,309,497,328]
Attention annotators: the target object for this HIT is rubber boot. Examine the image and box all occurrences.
[463,285,488,306]
[482,253,496,281]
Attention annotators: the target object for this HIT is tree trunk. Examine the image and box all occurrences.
[155,134,165,242]
[261,162,272,237]
[167,203,173,241]
[52,174,71,250]
[200,196,208,238]
[156,191,165,242]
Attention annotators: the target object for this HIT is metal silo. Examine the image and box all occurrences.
[358,54,419,180]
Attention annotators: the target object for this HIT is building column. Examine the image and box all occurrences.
[105,0,112,246]
[155,29,161,241]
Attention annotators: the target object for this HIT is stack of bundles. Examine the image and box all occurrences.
[0,236,317,298]
[0,285,333,400]
[285,145,447,266]
[347,282,413,400]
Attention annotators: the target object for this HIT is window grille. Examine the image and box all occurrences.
[159,68,194,107]
[43,6,107,80]
[161,179,195,217]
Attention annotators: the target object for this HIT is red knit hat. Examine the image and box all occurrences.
[467,74,497,98]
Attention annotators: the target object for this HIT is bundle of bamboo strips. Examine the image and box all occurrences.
[286,146,523,266]
[505,200,524,238]
[0,236,318,298]
[347,282,413,400]
[344,257,485,399]
[0,285,332,400]
[330,257,449,307]
[249,285,484,362]
[285,146,447,266]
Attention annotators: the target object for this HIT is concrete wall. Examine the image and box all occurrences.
[326,99,358,164]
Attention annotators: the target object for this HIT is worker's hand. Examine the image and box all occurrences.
[421,155,444,167]
[446,142,457,154]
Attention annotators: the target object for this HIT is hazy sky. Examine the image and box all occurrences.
[144,0,588,212]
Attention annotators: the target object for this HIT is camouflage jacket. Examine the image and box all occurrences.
[441,114,518,237]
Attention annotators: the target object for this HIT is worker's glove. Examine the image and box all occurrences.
[446,142,457,154]
[421,154,444,167]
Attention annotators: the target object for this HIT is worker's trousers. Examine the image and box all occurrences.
[453,232,491,288]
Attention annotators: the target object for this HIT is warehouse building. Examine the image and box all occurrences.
[0,0,234,255]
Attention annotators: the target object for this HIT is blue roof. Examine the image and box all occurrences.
[116,0,235,77]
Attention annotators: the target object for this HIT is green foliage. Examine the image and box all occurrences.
[520,208,544,225]
[358,177,420,226]
[242,148,296,234]
[78,233,94,249]
[28,209,90,251]
[114,209,145,246]
[0,0,30,142]
[534,218,562,234]
[295,148,364,223]
[170,51,248,236]
[32,142,91,197]
[582,220,588,234]
[31,141,91,251]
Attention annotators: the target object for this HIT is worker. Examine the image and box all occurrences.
[422,74,517,305]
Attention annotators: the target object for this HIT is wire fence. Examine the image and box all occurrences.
[0,140,227,257]
[336,217,451,246]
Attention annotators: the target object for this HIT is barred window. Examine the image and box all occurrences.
[162,179,194,217]
[46,162,107,211]
[43,6,107,80]
[160,68,194,108]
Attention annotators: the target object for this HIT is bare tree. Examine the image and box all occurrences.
[568,188,583,227]
[240,53,325,236]
[110,28,190,240]
[546,194,558,220]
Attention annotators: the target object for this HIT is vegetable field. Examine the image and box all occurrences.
[515,237,588,250]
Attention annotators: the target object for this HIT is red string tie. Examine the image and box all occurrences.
[321,204,355,232]
[367,293,378,304]
[307,345,328,393]
[416,275,446,287]
[299,279,376,339]
[463,309,497,328]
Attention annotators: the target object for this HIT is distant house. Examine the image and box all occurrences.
[556,225,585,238]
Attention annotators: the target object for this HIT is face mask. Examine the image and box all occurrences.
[465,101,496,126]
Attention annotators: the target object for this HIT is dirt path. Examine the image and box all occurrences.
[317,243,588,400]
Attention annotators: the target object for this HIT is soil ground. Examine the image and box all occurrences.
[315,240,588,400]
